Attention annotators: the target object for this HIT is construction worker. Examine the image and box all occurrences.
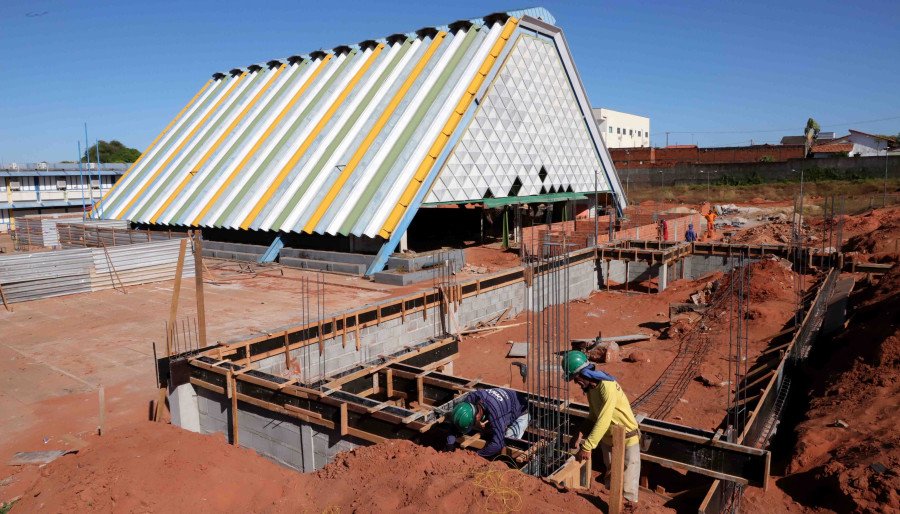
[703,210,717,239]
[562,351,641,508]
[685,223,698,242]
[448,388,529,458]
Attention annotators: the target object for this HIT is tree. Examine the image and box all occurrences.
[82,140,141,163]
[803,118,821,157]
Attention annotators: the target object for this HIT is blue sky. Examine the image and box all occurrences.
[1,0,898,162]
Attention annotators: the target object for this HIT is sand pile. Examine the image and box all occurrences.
[12,422,632,513]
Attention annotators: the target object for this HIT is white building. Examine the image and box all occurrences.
[1,162,126,232]
[592,108,650,148]
[845,130,893,157]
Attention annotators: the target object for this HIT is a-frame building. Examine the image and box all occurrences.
[97,8,625,273]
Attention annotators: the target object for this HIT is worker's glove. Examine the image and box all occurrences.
[576,448,591,462]
[445,434,458,451]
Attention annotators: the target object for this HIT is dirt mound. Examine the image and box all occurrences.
[779,268,900,512]
[711,257,797,304]
[842,206,900,263]
[464,245,521,272]
[11,422,612,513]
[730,221,800,245]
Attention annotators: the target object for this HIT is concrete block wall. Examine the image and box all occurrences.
[683,254,748,280]
[195,386,362,472]
[600,260,656,285]
[257,259,597,379]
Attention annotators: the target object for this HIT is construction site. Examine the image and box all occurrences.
[2,7,899,514]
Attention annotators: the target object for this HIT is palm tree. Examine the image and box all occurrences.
[804,118,820,156]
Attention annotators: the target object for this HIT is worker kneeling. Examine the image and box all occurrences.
[448,388,529,458]
[563,350,641,507]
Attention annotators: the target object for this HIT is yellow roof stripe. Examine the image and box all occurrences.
[118,73,248,218]
[190,56,333,226]
[148,64,288,224]
[301,32,447,234]
[95,78,213,213]
[239,45,386,230]
[379,19,518,238]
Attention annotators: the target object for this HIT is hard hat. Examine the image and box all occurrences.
[561,350,590,381]
[451,402,476,433]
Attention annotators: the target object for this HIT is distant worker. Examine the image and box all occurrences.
[448,388,529,458]
[662,219,669,241]
[703,210,717,239]
[656,220,664,241]
[685,223,698,242]
[562,351,641,509]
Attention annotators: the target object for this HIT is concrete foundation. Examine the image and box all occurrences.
[175,247,757,472]
[169,382,201,433]
[196,387,363,472]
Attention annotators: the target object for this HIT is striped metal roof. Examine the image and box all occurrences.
[97,8,622,239]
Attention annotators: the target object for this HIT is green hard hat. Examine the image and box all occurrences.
[451,402,476,433]
[562,350,590,381]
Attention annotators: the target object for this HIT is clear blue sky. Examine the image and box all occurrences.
[2,0,898,162]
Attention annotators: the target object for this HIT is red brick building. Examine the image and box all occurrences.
[611,144,806,169]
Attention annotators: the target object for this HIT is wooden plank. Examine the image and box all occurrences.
[97,386,106,436]
[642,454,749,486]
[230,373,239,446]
[609,425,626,514]
[339,403,348,436]
[193,232,208,347]
[283,331,291,370]
[0,280,11,312]
[153,386,167,422]
[167,239,188,356]
[341,314,347,348]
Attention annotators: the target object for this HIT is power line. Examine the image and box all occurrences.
[660,115,900,136]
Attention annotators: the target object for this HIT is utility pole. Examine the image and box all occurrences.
[665,132,669,147]
[885,150,889,208]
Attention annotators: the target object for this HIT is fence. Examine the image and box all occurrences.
[0,239,195,304]
[56,222,184,248]
[618,155,899,188]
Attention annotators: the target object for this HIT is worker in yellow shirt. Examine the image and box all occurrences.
[562,350,641,509]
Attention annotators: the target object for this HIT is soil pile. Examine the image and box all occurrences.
[11,422,623,513]
[842,206,900,263]
[730,220,801,245]
[779,267,900,512]
[710,256,797,305]
[463,245,521,272]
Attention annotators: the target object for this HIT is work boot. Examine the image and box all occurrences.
[622,501,638,513]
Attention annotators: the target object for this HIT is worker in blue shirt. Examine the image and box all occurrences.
[685,223,698,242]
[447,388,529,458]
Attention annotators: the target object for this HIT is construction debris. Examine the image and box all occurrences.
[8,450,77,466]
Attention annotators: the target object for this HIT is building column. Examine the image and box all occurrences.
[398,231,408,253]
[658,262,669,292]
[168,382,201,433]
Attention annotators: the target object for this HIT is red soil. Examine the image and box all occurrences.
[10,422,674,513]
[842,206,900,263]
[768,268,899,513]
[463,245,522,272]
[454,257,801,430]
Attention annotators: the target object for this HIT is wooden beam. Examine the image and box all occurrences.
[0,280,11,312]
[609,424,626,514]
[193,232,208,347]
[339,403,348,436]
[166,239,188,356]
[230,372,239,446]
